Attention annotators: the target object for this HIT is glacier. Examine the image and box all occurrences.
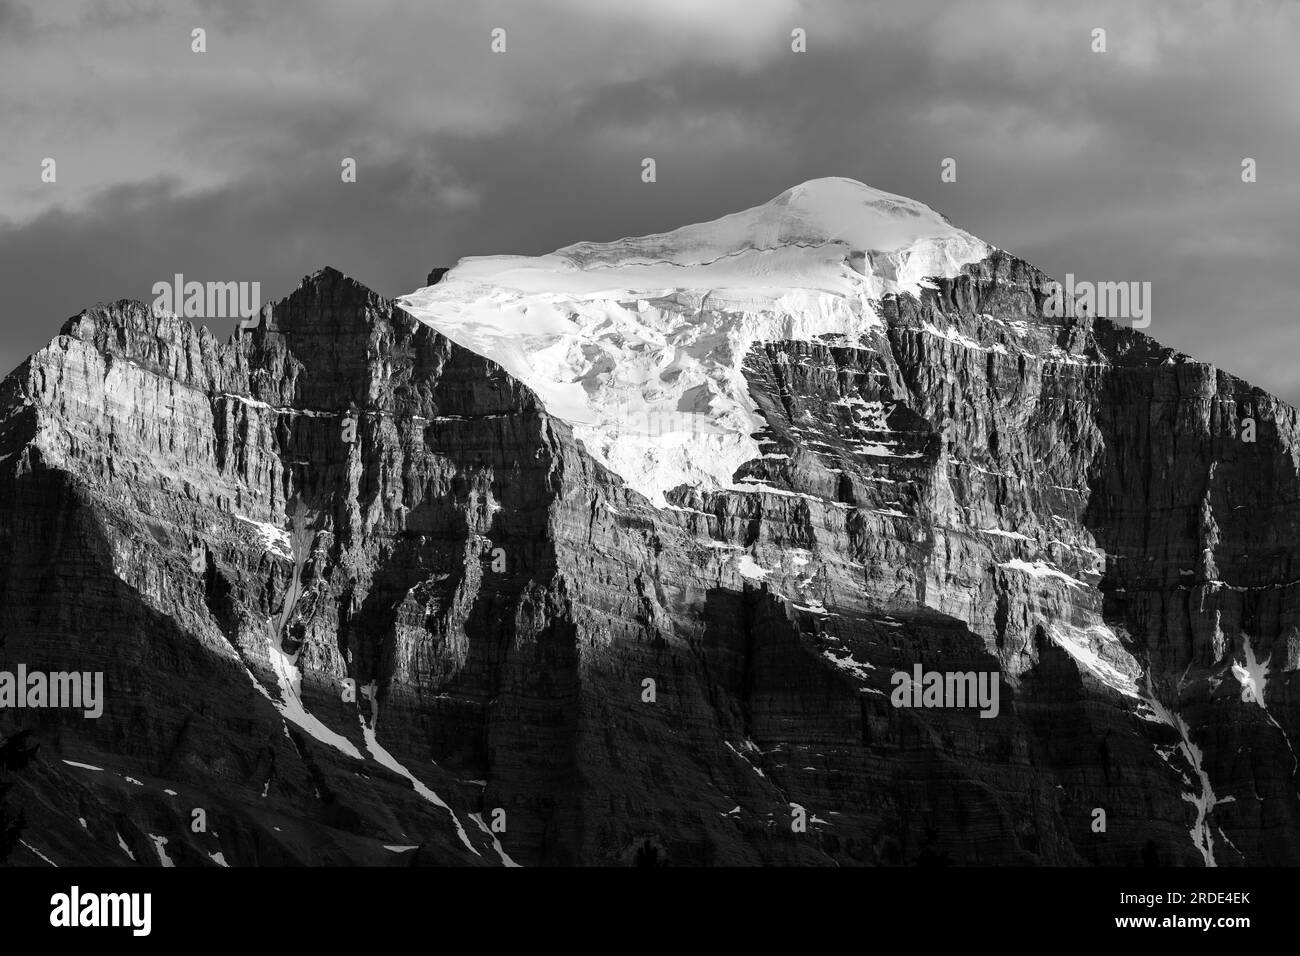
[399,177,990,505]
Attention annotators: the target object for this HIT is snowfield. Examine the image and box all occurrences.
[399,178,990,505]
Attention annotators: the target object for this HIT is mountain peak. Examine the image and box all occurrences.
[398,178,994,505]
[271,266,392,319]
[756,175,960,242]
[292,266,375,297]
[412,178,988,305]
[546,177,979,277]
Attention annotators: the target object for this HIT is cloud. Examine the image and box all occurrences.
[0,0,35,38]
[0,0,1298,404]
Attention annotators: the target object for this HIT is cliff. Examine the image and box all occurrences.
[2,183,1298,867]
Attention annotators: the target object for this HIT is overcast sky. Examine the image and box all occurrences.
[2,0,1298,401]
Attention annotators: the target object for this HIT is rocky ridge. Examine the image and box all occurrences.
[1,183,1298,866]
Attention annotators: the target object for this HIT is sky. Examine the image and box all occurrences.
[2,0,1298,401]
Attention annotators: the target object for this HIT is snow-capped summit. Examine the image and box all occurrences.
[425,177,985,298]
[399,178,992,505]
[554,176,980,277]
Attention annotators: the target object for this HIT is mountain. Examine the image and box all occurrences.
[400,177,991,505]
[2,178,1298,866]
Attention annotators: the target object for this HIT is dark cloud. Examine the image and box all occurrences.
[0,0,33,38]
[1,0,1298,403]
[0,163,467,372]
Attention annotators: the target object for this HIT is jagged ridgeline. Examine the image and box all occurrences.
[0,178,1297,866]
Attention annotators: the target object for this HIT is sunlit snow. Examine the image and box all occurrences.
[400,178,989,505]
[263,632,362,759]
[359,719,480,858]
[150,834,175,867]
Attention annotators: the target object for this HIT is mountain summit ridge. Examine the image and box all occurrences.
[549,176,982,270]
[417,177,989,299]
[398,179,990,504]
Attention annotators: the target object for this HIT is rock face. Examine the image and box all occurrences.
[2,183,1300,867]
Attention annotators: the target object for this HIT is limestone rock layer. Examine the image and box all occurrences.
[2,257,1297,867]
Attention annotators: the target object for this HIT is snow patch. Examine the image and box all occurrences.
[733,554,770,581]
[469,812,521,867]
[725,741,766,778]
[1046,624,1141,699]
[920,322,1007,354]
[235,515,293,560]
[1234,636,1298,776]
[1234,636,1270,708]
[980,527,1031,542]
[263,633,362,759]
[1144,680,1220,867]
[150,834,175,868]
[62,760,103,772]
[1000,558,1085,589]
[19,841,56,866]
[822,649,875,681]
[359,720,480,857]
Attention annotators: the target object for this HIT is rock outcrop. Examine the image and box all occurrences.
[2,189,1298,868]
